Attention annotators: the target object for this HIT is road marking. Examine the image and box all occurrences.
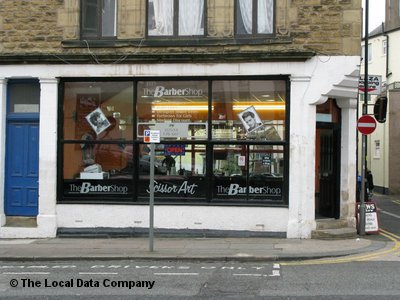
[232,269,280,277]
[380,229,400,241]
[2,272,50,275]
[356,231,400,261]
[270,270,280,276]
[380,209,400,219]
[392,200,400,205]
[154,273,199,276]
[281,230,400,266]
[233,273,262,277]
[79,272,118,275]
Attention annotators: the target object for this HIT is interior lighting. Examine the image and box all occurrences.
[232,104,285,111]
[152,105,212,111]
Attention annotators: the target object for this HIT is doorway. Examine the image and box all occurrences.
[315,123,340,219]
[4,80,40,217]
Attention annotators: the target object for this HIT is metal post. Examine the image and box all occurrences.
[149,143,155,251]
[359,0,369,235]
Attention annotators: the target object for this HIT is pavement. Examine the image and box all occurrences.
[0,235,391,262]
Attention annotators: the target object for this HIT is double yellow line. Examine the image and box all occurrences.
[380,228,400,242]
[281,229,400,266]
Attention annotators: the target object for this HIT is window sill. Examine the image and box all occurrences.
[62,36,293,48]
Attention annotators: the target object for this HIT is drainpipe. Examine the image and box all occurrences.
[383,22,389,194]
[385,33,390,78]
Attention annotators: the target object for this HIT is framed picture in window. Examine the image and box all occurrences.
[238,106,263,133]
[85,108,111,135]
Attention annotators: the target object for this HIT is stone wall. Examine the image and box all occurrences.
[389,90,400,193]
[0,0,361,61]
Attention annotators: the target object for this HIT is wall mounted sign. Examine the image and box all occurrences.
[359,75,382,95]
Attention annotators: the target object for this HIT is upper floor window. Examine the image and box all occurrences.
[147,0,205,37]
[361,43,372,62]
[81,0,116,39]
[235,0,274,35]
[383,40,387,55]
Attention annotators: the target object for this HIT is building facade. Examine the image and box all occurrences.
[0,0,361,238]
[359,0,400,194]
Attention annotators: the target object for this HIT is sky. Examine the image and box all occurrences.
[362,0,385,35]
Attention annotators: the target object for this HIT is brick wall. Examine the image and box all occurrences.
[0,0,361,62]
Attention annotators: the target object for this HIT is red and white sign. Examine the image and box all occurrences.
[357,115,377,135]
[359,75,382,95]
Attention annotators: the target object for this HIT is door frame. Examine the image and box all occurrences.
[4,80,40,217]
[316,122,341,219]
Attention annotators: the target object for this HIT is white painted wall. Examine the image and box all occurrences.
[0,57,360,238]
[359,29,400,192]
[56,205,289,233]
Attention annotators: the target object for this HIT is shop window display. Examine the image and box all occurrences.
[211,80,285,141]
[212,145,284,202]
[62,81,134,200]
[59,78,288,204]
[136,143,207,201]
[137,80,208,141]
[136,81,208,201]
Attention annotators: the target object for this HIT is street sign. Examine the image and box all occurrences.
[357,115,376,135]
[144,130,160,143]
[143,129,161,252]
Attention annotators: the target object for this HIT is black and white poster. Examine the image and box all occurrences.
[237,106,263,133]
[85,108,111,135]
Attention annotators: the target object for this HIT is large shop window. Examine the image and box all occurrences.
[59,78,288,205]
[81,0,116,39]
[147,0,205,37]
[235,0,274,35]
[61,81,134,201]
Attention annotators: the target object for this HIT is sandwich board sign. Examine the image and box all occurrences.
[356,202,379,234]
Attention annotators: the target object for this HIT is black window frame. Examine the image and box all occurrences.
[146,0,207,38]
[57,76,289,207]
[80,0,117,40]
[234,0,275,37]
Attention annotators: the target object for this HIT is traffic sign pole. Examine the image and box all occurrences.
[149,143,155,252]
[359,0,369,236]
[144,129,160,252]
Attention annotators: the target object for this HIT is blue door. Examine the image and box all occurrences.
[5,121,39,216]
[4,80,40,216]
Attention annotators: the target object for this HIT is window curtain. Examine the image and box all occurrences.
[102,0,116,37]
[151,0,174,35]
[179,0,204,35]
[238,0,253,34]
[238,0,273,34]
[257,0,273,34]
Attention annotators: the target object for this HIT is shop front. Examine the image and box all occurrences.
[0,58,360,239]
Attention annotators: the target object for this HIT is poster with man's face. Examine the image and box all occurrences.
[238,106,263,133]
[85,107,111,135]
